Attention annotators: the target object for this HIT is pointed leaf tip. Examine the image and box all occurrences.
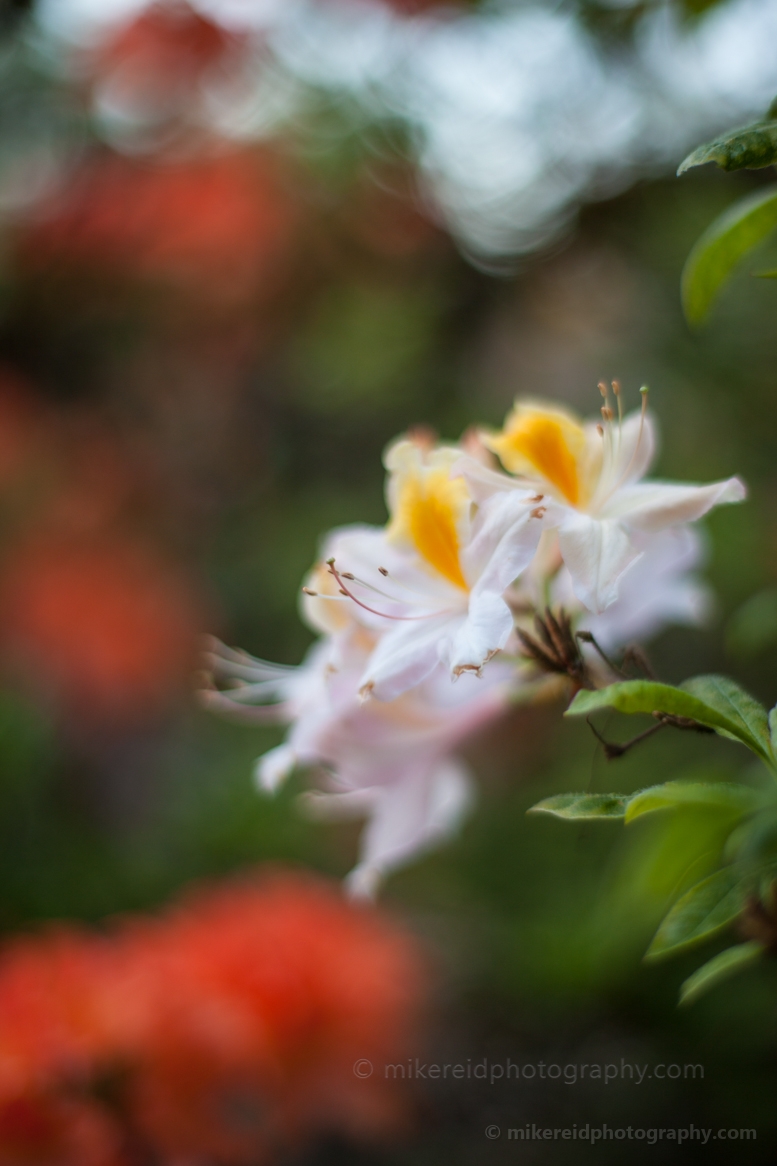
[679,941,764,1007]
[528,792,629,820]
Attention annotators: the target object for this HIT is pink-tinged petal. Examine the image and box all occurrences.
[601,476,746,530]
[446,591,514,677]
[558,514,641,613]
[345,759,474,899]
[254,743,297,792]
[464,488,550,595]
[358,614,456,701]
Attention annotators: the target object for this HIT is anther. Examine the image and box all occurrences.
[596,423,604,437]
[339,589,348,596]
[531,506,547,519]
[611,380,621,395]
[529,494,544,503]
[341,572,355,580]
[598,381,608,398]
[601,406,614,422]
[302,587,318,597]
[378,567,389,576]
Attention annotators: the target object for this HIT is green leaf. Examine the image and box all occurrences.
[680,185,777,325]
[676,184,774,326]
[677,119,777,175]
[567,677,773,764]
[682,675,773,764]
[625,781,761,824]
[679,941,765,1006]
[527,792,629,820]
[646,867,747,960]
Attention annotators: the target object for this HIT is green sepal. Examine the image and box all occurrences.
[680,185,777,324]
[679,941,765,1006]
[527,792,629,820]
[646,866,747,961]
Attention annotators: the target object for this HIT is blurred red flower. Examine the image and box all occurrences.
[86,1,247,130]
[0,536,205,726]
[0,870,425,1165]
[16,149,296,307]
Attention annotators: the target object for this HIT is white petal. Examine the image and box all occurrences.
[464,488,549,595]
[558,514,641,613]
[447,591,514,676]
[358,614,455,701]
[253,744,296,793]
[583,526,712,650]
[345,760,474,898]
[601,477,746,530]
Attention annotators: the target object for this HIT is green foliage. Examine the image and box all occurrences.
[566,675,775,766]
[679,941,765,1006]
[678,120,777,177]
[679,185,777,324]
[528,792,629,819]
[538,669,777,1002]
[646,866,748,960]
[625,780,762,823]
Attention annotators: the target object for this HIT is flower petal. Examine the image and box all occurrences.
[601,476,746,529]
[358,614,455,701]
[558,513,641,613]
[345,759,474,899]
[446,590,514,677]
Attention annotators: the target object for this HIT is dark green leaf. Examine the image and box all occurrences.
[567,677,773,764]
[527,792,629,820]
[646,867,747,960]
[679,941,764,1006]
[680,185,777,325]
[677,120,777,175]
[625,781,761,824]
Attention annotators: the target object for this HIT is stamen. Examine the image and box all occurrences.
[378,567,389,576]
[530,506,547,519]
[596,424,604,437]
[325,559,438,622]
[529,493,544,503]
[302,587,317,596]
[612,380,623,427]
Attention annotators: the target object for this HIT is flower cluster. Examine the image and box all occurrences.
[204,386,745,895]
[0,870,424,1165]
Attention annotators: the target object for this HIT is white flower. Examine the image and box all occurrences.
[201,633,510,897]
[577,526,712,651]
[306,436,544,700]
[465,388,745,613]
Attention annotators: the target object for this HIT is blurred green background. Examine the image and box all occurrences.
[0,0,775,1159]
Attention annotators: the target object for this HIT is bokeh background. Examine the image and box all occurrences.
[0,0,776,1160]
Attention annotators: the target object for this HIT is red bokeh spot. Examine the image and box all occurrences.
[16,149,297,307]
[0,536,204,726]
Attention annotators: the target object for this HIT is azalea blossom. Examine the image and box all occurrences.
[465,386,745,613]
[202,632,510,897]
[307,436,544,700]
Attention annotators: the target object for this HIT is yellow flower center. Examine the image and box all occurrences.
[486,404,587,506]
[392,467,469,591]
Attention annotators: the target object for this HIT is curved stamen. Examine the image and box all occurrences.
[326,559,443,622]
